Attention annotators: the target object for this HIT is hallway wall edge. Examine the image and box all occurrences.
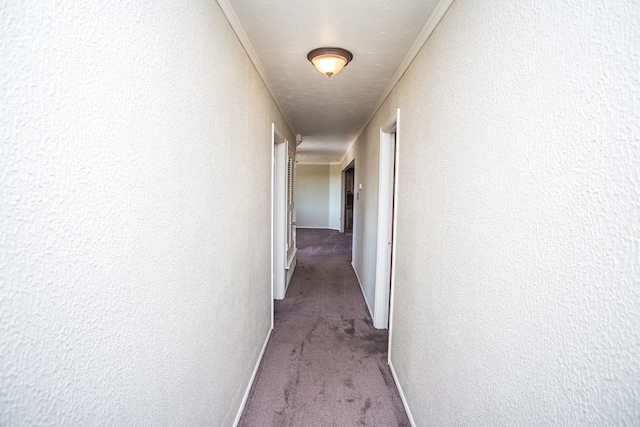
[351,262,374,321]
[389,360,416,427]
[233,326,274,427]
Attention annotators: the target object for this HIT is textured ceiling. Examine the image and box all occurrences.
[221,0,446,162]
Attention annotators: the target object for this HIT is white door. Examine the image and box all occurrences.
[285,143,297,271]
[272,126,296,301]
[374,109,400,329]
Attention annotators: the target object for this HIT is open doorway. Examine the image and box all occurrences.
[374,109,400,331]
[272,124,296,302]
[343,162,355,234]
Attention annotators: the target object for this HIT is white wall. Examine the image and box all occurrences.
[296,163,339,229]
[328,163,342,230]
[0,1,292,425]
[349,0,640,424]
[352,1,640,424]
[348,128,380,314]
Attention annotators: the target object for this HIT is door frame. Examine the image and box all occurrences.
[272,124,287,301]
[373,109,400,330]
[341,161,355,233]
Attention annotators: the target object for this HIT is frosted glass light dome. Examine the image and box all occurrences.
[307,47,353,78]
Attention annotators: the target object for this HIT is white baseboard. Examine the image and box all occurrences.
[233,326,273,426]
[351,262,374,320]
[388,359,416,427]
[285,256,296,295]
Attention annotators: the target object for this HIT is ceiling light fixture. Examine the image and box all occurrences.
[307,47,353,78]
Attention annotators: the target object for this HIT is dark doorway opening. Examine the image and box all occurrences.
[343,162,355,233]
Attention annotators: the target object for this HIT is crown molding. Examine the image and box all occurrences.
[348,0,455,149]
[217,0,455,157]
[297,161,342,166]
[216,0,295,135]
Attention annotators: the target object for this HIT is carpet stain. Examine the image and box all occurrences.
[364,316,373,328]
[238,229,410,427]
[378,363,391,387]
[344,319,356,336]
[362,397,372,414]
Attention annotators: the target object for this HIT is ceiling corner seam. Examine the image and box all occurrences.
[342,0,456,160]
[215,0,296,136]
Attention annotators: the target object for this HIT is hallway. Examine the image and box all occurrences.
[239,229,409,426]
[2,2,639,425]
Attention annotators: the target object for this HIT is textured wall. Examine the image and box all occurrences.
[1,0,290,425]
[296,164,331,228]
[350,122,381,314]
[359,0,640,424]
[296,163,341,230]
[328,164,342,230]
